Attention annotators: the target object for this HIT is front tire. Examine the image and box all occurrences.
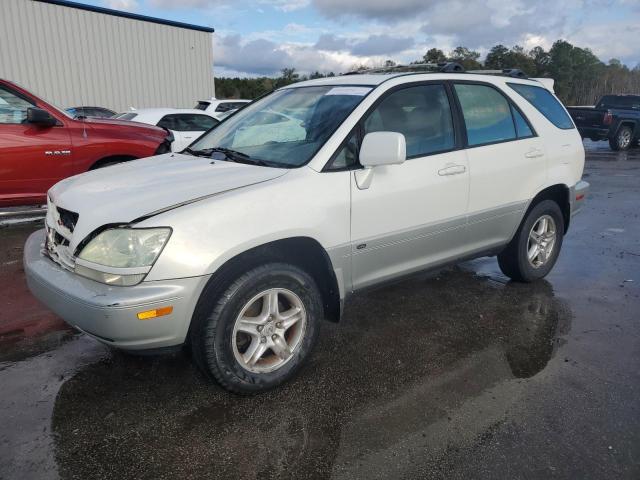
[498,200,564,282]
[190,263,322,394]
[609,125,633,151]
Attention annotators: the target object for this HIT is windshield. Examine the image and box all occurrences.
[189,85,371,168]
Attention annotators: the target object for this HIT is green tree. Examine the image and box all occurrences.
[422,48,446,64]
[449,46,482,70]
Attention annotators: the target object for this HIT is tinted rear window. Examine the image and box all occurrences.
[508,83,574,129]
[194,102,210,111]
[596,96,640,110]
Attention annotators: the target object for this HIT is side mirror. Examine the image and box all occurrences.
[359,131,406,168]
[27,107,58,127]
[355,132,406,189]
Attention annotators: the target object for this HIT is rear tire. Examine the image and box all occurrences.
[498,200,564,282]
[609,126,633,151]
[190,263,322,394]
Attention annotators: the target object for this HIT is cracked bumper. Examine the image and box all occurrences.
[24,229,209,350]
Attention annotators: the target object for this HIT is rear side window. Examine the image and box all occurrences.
[364,84,455,158]
[215,103,234,112]
[508,83,574,129]
[454,84,516,146]
[596,96,640,110]
[158,114,218,131]
[194,102,210,111]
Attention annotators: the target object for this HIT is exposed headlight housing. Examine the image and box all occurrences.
[75,228,171,286]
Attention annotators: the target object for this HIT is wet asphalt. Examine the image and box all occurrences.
[1,141,639,480]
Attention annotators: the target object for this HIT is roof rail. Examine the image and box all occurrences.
[468,68,527,78]
[342,63,528,79]
[343,62,465,75]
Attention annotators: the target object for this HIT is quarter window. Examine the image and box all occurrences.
[329,131,359,170]
[454,84,516,146]
[507,83,574,130]
[363,84,455,158]
[0,86,34,124]
[511,106,534,138]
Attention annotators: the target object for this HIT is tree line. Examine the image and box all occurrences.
[215,40,640,106]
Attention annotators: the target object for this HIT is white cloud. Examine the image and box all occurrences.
[261,0,310,12]
[214,34,379,76]
[104,0,139,10]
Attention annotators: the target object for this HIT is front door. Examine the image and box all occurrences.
[0,84,72,206]
[350,83,469,290]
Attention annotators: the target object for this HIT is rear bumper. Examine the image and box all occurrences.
[570,180,590,217]
[24,229,210,350]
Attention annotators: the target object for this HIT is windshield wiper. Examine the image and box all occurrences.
[182,147,217,157]
[183,146,281,167]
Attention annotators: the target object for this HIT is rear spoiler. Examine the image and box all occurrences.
[532,78,555,93]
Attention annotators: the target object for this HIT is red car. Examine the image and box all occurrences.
[0,79,172,207]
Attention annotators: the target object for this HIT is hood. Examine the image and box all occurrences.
[83,116,165,133]
[49,153,288,248]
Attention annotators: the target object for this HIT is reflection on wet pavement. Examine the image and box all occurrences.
[48,268,569,480]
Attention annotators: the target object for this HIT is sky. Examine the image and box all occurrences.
[86,0,640,76]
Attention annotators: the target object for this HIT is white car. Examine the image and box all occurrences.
[194,98,251,120]
[25,66,589,394]
[114,108,219,152]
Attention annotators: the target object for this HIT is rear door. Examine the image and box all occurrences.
[0,84,72,206]
[452,82,546,252]
[349,82,470,289]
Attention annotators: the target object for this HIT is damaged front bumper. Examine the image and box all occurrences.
[24,229,210,350]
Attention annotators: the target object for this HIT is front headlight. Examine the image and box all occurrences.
[75,228,171,286]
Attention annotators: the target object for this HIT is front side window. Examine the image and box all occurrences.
[508,83,574,130]
[0,86,34,124]
[454,84,516,146]
[190,86,371,168]
[363,84,455,158]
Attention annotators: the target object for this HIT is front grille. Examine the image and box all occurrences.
[44,198,79,271]
[56,206,78,232]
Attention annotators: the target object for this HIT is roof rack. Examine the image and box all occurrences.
[343,63,529,79]
[467,68,527,78]
[344,62,464,75]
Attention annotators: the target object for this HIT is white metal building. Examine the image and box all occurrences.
[0,0,216,112]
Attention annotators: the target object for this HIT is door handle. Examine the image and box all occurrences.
[525,148,544,158]
[438,164,466,176]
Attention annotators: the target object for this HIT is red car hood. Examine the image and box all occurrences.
[84,117,166,134]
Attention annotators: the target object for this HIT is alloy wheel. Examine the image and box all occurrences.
[231,288,307,373]
[527,215,557,268]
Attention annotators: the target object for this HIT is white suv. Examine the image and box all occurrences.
[25,69,589,393]
[194,98,251,120]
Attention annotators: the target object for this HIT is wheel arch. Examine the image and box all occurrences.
[526,184,571,233]
[89,155,138,170]
[192,237,342,329]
